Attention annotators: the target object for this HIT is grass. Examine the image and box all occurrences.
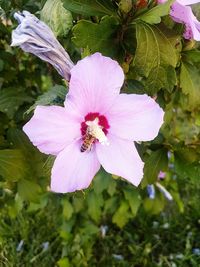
[0,178,200,267]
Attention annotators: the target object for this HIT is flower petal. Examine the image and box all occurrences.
[23,106,80,155]
[170,2,200,40]
[11,11,74,80]
[106,94,164,141]
[177,0,200,5]
[96,134,144,186]
[66,53,124,115]
[51,141,100,193]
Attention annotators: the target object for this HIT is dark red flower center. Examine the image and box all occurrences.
[80,112,110,137]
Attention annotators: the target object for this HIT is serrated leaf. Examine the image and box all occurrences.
[174,151,200,181]
[93,169,111,194]
[0,88,33,118]
[183,50,200,63]
[123,188,141,217]
[18,179,42,202]
[133,23,178,93]
[180,62,200,110]
[41,0,73,37]
[0,149,27,181]
[112,200,131,228]
[62,198,74,220]
[26,85,67,114]
[143,197,165,214]
[104,196,118,213]
[62,0,116,16]
[72,16,121,58]
[7,129,45,180]
[87,191,103,222]
[146,65,177,94]
[57,257,70,267]
[138,0,174,25]
[143,148,168,184]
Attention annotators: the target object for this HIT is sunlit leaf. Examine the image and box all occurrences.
[41,0,73,37]
[112,200,131,228]
[137,0,174,24]
[123,187,141,217]
[18,179,42,202]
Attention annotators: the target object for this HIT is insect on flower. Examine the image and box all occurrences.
[11,12,164,193]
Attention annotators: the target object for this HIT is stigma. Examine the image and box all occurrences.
[86,118,109,145]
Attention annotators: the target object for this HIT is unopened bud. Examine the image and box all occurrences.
[119,0,132,13]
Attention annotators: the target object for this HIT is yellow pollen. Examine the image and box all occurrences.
[86,118,109,145]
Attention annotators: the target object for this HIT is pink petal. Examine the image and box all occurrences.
[177,0,200,5]
[171,2,200,41]
[23,106,81,155]
[51,141,100,193]
[66,53,124,115]
[96,134,144,186]
[106,94,164,142]
[157,0,200,6]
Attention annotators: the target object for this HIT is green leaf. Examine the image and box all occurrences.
[133,23,178,93]
[183,50,200,63]
[180,62,200,110]
[62,0,117,16]
[0,88,33,118]
[0,149,27,181]
[87,191,103,222]
[57,257,70,267]
[174,151,200,181]
[143,148,168,184]
[107,179,117,196]
[18,179,42,202]
[62,198,74,220]
[119,0,132,14]
[143,196,165,215]
[123,187,141,217]
[80,221,99,235]
[93,169,111,194]
[138,0,174,25]
[72,16,121,58]
[0,59,4,71]
[112,200,131,228]
[7,129,45,180]
[104,196,118,213]
[41,0,73,37]
[26,85,67,114]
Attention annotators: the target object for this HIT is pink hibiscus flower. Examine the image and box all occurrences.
[158,0,200,40]
[23,53,164,193]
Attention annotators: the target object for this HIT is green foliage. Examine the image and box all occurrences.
[62,0,117,16]
[72,16,121,58]
[1,0,200,265]
[0,149,27,181]
[41,0,73,37]
[180,62,200,110]
[137,0,174,25]
[26,85,67,113]
[133,22,178,93]
[0,88,33,118]
[143,148,168,185]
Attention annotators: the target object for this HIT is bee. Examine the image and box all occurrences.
[80,131,96,152]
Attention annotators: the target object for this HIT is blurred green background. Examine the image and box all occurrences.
[1,0,200,266]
